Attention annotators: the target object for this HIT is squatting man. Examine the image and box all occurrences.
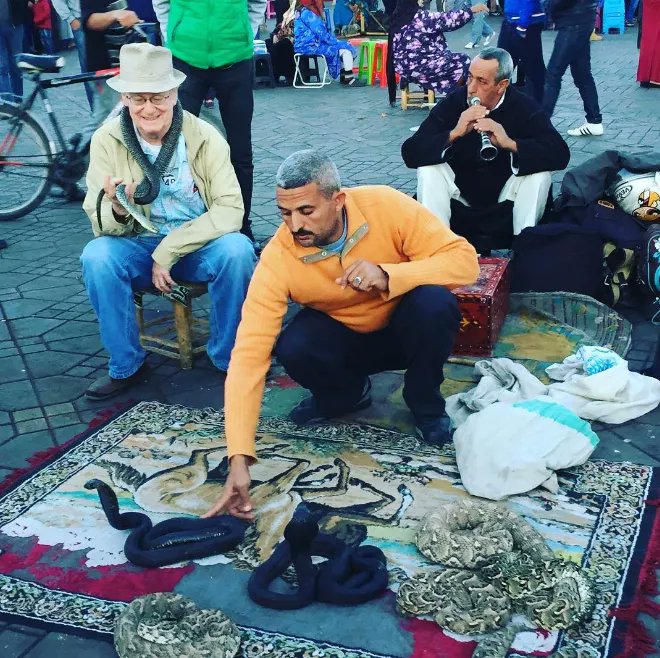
[204,150,480,520]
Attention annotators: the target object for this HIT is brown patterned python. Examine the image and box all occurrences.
[114,593,241,658]
[397,500,595,648]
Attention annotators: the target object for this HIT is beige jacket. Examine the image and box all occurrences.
[82,111,244,269]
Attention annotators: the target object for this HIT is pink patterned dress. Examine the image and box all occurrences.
[393,8,473,93]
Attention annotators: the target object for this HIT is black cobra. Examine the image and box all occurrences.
[85,479,247,568]
[248,504,389,609]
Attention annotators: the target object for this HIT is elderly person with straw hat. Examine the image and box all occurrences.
[81,42,256,401]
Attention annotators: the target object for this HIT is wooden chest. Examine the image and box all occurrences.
[452,257,511,356]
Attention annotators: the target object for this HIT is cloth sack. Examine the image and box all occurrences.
[546,359,660,424]
[454,397,599,501]
[446,357,548,427]
[545,346,625,379]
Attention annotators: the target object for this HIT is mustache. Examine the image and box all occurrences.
[293,230,314,237]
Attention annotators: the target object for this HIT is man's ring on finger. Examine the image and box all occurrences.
[353,276,362,286]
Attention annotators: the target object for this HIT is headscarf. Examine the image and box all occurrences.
[299,0,325,17]
[389,0,421,34]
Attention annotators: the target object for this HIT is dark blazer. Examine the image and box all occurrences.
[9,0,30,24]
[550,0,599,28]
[402,85,570,207]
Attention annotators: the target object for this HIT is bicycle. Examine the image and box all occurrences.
[0,53,118,221]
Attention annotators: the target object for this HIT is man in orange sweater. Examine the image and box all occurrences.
[206,150,479,520]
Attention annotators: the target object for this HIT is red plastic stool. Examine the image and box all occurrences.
[371,40,388,87]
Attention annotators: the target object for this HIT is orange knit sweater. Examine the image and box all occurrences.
[224,186,480,459]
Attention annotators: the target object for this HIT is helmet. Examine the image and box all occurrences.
[608,169,660,221]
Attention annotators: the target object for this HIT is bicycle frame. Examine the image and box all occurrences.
[14,68,119,155]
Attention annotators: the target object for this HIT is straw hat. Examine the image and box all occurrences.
[107,42,186,94]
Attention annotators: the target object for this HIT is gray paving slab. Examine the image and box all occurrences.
[0,18,658,658]
[23,633,117,658]
[0,430,56,467]
[0,626,45,656]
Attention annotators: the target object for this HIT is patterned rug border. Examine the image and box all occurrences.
[0,578,395,658]
[0,400,136,498]
[1,400,659,658]
[608,495,660,658]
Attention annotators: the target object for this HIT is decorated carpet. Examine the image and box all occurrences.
[0,401,657,658]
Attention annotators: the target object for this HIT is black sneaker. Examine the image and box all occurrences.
[415,414,452,447]
[288,379,372,425]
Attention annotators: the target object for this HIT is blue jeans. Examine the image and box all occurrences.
[471,10,494,44]
[626,0,640,21]
[38,29,54,54]
[71,26,94,109]
[0,23,24,101]
[81,232,257,378]
[542,24,602,124]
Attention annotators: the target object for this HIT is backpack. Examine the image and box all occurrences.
[511,224,604,297]
[637,224,660,323]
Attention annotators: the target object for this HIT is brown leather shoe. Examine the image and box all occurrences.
[85,364,149,401]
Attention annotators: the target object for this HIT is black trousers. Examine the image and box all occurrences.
[266,37,295,82]
[498,21,546,103]
[173,56,255,241]
[542,24,602,124]
[274,285,461,420]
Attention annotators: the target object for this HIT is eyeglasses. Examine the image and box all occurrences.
[126,93,172,107]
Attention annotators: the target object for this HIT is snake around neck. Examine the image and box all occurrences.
[95,102,184,231]
[119,101,183,206]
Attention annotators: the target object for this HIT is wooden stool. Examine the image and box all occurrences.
[400,80,436,110]
[134,282,210,370]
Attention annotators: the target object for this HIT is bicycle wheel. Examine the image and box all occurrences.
[0,102,53,221]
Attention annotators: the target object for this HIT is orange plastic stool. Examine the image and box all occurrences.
[371,41,388,88]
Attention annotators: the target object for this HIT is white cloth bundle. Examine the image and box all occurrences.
[446,358,548,427]
[454,397,599,500]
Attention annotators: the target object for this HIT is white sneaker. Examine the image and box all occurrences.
[465,42,475,48]
[483,33,496,46]
[567,122,604,137]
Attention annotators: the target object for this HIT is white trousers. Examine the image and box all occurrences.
[417,163,552,235]
[339,49,354,72]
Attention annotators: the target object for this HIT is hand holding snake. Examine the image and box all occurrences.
[104,176,136,217]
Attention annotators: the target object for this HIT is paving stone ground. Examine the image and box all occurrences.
[0,19,659,656]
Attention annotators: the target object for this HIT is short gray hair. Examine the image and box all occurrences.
[275,150,341,198]
[477,47,514,83]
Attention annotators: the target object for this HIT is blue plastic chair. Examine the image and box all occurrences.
[602,0,625,33]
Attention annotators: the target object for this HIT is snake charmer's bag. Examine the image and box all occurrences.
[454,397,599,500]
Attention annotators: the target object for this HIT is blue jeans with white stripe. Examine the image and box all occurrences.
[81,232,256,378]
[542,24,602,124]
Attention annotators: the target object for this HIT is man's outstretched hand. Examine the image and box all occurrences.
[203,455,254,521]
